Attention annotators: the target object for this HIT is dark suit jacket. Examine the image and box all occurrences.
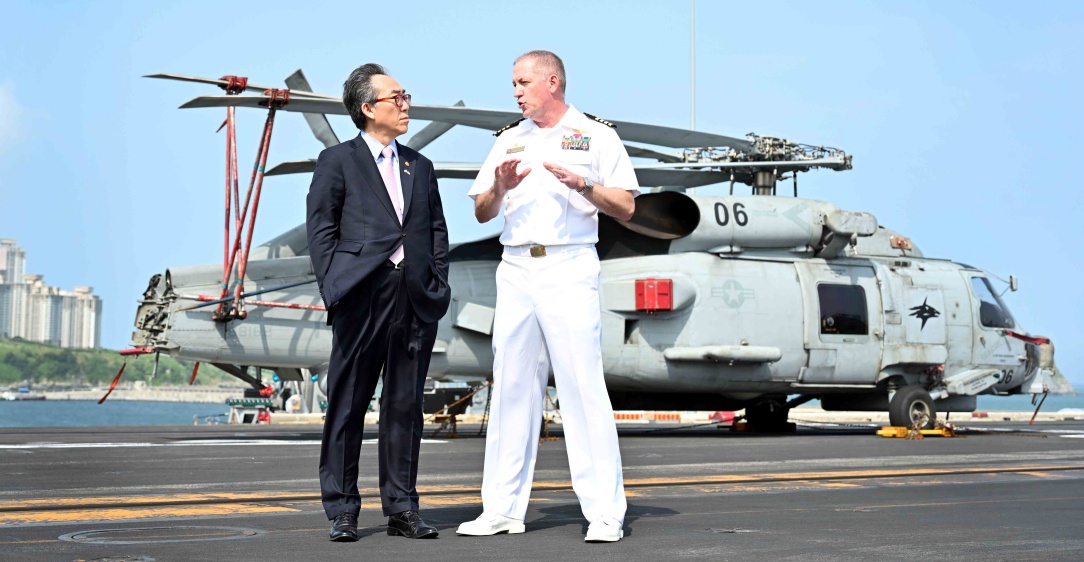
[306,134,451,325]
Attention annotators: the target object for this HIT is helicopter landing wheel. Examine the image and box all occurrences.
[743,402,794,433]
[889,385,937,429]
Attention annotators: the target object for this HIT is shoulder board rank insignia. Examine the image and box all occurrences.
[493,118,525,137]
[584,112,615,128]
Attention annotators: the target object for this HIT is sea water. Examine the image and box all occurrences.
[0,400,231,428]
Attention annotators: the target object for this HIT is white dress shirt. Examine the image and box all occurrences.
[359,131,404,214]
[468,105,640,247]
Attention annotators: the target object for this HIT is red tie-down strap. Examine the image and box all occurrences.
[219,75,248,95]
[98,363,126,404]
[1002,330,1051,345]
[100,348,155,403]
[189,362,201,385]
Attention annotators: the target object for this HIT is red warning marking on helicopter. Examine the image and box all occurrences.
[636,278,673,312]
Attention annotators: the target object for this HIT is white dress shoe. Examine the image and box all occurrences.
[456,512,526,536]
[584,518,624,542]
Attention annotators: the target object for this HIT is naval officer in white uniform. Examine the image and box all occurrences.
[457,50,638,543]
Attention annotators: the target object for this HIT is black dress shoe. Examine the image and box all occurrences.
[329,513,359,542]
[387,510,439,539]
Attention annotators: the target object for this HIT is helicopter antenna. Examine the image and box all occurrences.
[690,0,695,131]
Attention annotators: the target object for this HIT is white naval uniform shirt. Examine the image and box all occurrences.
[359,131,404,215]
[467,105,640,246]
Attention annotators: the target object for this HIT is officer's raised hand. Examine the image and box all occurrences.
[495,159,531,194]
[542,162,582,190]
[543,161,635,221]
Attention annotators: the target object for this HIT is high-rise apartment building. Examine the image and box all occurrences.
[0,240,102,348]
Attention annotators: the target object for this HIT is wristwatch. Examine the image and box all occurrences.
[577,176,594,195]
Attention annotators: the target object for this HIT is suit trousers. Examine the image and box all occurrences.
[481,246,627,525]
[319,264,437,519]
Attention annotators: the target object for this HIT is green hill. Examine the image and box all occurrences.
[0,338,234,388]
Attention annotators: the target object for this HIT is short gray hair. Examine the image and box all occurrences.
[515,50,566,96]
[343,63,387,129]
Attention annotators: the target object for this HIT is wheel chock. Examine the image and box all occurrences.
[877,425,956,438]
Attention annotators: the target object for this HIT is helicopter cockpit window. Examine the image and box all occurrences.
[970,276,1015,329]
[818,284,868,336]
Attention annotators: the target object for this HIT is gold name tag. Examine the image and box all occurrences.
[506,145,525,154]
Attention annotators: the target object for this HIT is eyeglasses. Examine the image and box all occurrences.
[373,93,412,109]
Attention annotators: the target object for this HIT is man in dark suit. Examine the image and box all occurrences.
[306,63,451,542]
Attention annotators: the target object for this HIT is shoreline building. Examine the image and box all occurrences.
[0,239,102,349]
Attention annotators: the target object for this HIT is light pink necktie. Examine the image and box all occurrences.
[380,145,405,264]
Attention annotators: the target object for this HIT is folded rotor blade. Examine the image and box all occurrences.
[633,168,730,188]
[638,156,852,173]
[265,159,317,176]
[179,96,756,150]
[432,162,482,180]
[264,160,485,180]
[405,101,465,150]
[180,94,347,113]
[415,106,757,150]
[624,144,683,163]
[413,106,757,150]
[616,122,754,151]
[264,158,731,189]
[146,73,335,98]
[284,69,341,148]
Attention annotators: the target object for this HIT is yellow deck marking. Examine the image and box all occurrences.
[0,503,297,526]
[2,462,1071,512]
[2,462,1080,526]
[0,491,311,511]
[418,495,481,507]
[616,463,1084,487]
[1018,471,1066,479]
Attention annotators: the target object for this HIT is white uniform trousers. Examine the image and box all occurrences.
[481,245,627,525]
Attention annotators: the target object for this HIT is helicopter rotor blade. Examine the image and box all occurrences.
[264,158,741,189]
[404,101,465,150]
[178,95,757,150]
[266,159,317,176]
[265,160,483,179]
[284,69,341,148]
[638,156,852,174]
[624,144,683,163]
[145,73,335,98]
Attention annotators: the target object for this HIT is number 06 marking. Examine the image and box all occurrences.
[715,202,749,227]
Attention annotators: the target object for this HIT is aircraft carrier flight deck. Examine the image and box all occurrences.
[2,420,1084,561]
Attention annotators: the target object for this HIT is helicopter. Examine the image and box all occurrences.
[128,70,1071,430]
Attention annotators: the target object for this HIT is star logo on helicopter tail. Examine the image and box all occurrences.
[909,297,941,330]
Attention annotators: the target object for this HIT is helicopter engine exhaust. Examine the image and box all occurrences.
[616,191,701,240]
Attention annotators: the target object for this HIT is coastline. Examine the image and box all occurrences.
[38,387,244,404]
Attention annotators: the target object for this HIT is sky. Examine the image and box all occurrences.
[0,1,1081,385]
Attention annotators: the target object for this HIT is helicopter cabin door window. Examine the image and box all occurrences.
[969,277,1015,329]
[796,262,883,384]
[817,284,868,336]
